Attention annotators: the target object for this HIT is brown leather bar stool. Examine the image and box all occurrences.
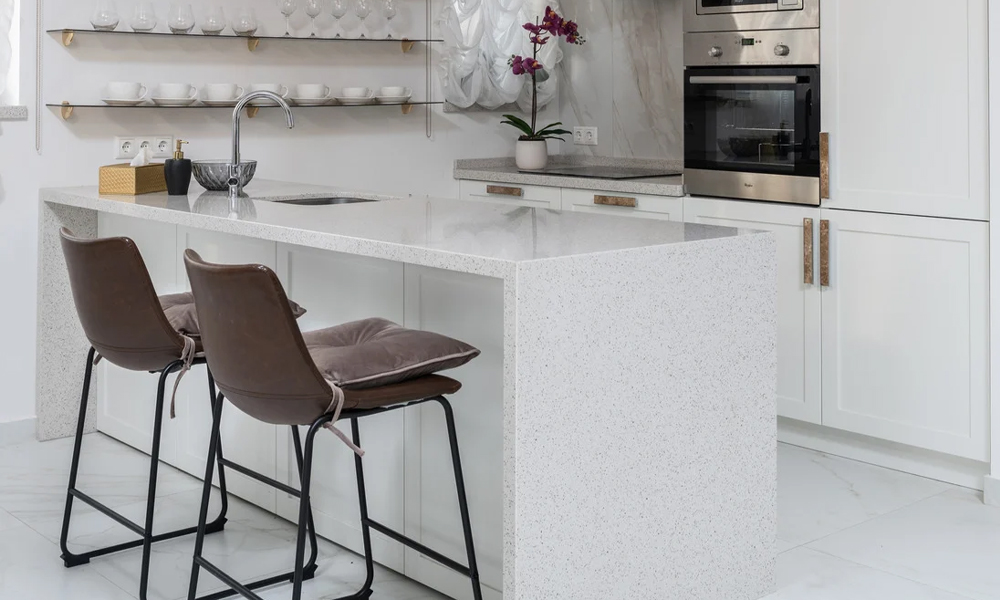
[58,229,230,600]
[183,249,483,600]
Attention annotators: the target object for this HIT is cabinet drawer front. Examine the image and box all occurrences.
[459,180,561,208]
[561,188,683,221]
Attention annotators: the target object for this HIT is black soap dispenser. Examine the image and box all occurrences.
[164,139,192,195]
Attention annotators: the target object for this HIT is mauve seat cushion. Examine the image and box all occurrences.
[159,292,306,338]
[303,318,480,390]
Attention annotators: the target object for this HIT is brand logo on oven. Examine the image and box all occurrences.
[744,182,754,188]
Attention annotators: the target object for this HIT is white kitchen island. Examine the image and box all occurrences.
[37,183,777,600]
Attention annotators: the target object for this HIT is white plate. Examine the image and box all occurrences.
[290,97,332,106]
[151,97,198,107]
[202,99,240,107]
[375,95,412,105]
[102,97,147,106]
[335,96,376,105]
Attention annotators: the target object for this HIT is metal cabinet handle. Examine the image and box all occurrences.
[819,219,830,287]
[594,195,637,208]
[820,132,830,200]
[486,185,523,197]
[803,218,814,285]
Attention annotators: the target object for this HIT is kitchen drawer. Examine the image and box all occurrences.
[561,188,684,221]
[459,180,561,209]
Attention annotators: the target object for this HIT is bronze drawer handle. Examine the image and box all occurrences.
[820,132,830,200]
[485,185,523,197]
[819,219,830,287]
[803,218,814,285]
[594,195,637,208]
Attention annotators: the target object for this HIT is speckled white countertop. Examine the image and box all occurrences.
[454,157,686,197]
[41,179,752,279]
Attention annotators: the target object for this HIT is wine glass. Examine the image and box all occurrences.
[354,0,371,39]
[279,0,298,37]
[168,2,195,34]
[90,0,120,31]
[130,2,156,32]
[381,0,396,39]
[201,5,226,35]
[305,0,323,37]
[330,0,348,38]
[232,8,258,36]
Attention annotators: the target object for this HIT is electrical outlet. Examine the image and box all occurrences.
[153,136,175,158]
[573,126,598,146]
[114,136,138,160]
[114,134,175,160]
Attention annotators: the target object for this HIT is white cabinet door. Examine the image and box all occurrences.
[820,209,989,460]
[459,180,561,209]
[684,197,822,424]
[821,0,988,220]
[562,188,683,221]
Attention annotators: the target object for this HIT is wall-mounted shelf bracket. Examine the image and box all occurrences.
[246,37,260,52]
[246,106,260,119]
[60,101,73,120]
[401,104,413,115]
[61,30,75,46]
[400,39,415,53]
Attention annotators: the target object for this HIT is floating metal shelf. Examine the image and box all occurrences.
[48,28,439,53]
[47,101,442,120]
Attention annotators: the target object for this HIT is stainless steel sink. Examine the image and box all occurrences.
[277,197,378,206]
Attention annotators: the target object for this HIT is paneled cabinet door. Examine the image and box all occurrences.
[820,0,988,220]
[684,197,822,424]
[562,188,684,221]
[819,210,989,460]
[459,180,561,209]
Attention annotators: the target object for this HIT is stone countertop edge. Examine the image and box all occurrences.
[0,106,28,121]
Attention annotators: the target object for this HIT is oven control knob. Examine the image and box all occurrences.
[774,44,790,57]
[709,46,724,58]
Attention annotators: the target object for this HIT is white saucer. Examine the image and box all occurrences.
[152,97,198,107]
[290,97,332,106]
[102,97,147,106]
[249,98,290,106]
[202,98,240,107]
[375,94,412,105]
[335,96,376,106]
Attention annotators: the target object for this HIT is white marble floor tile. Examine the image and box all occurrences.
[0,506,23,533]
[763,547,974,599]
[809,488,1000,600]
[0,434,202,524]
[0,522,136,600]
[776,537,798,553]
[777,443,954,546]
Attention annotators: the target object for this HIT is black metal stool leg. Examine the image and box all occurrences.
[291,420,325,600]
[350,418,376,599]
[204,370,229,535]
[436,397,484,600]
[188,391,225,600]
[59,347,97,567]
[290,426,319,580]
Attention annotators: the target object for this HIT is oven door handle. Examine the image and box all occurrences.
[688,75,800,85]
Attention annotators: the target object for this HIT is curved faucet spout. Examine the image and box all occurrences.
[229,91,295,207]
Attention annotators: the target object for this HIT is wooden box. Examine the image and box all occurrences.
[98,163,167,195]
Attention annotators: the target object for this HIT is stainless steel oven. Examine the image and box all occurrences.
[684,28,820,205]
[684,0,818,33]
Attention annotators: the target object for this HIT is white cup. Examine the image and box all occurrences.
[341,87,371,98]
[295,84,330,99]
[157,83,196,99]
[250,83,289,98]
[106,81,147,100]
[379,86,408,97]
[204,83,245,102]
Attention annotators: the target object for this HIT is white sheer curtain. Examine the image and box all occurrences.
[0,0,13,101]
[438,0,563,111]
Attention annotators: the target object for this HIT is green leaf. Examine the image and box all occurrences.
[536,129,572,136]
[534,122,566,134]
[501,119,534,137]
[502,114,533,132]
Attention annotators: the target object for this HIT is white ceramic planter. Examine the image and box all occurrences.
[515,139,548,170]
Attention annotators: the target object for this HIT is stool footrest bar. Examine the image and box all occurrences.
[218,458,301,498]
[365,518,472,577]
[193,556,317,600]
[70,488,145,536]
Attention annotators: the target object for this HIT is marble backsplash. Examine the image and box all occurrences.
[559,0,684,161]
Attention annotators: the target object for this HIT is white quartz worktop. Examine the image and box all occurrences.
[41,180,746,279]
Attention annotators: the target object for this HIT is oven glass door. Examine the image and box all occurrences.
[684,66,819,178]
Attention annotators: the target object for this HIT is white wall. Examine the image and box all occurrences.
[0,0,553,428]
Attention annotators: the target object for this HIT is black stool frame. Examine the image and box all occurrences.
[187,394,483,600]
[60,346,231,600]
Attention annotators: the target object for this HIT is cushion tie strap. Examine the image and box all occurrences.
[93,353,103,365]
[169,335,198,419]
[322,381,365,457]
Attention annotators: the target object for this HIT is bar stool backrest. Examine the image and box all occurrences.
[59,228,186,372]
[183,249,334,425]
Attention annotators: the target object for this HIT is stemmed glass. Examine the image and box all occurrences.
[130,2,157,32]
[354,0,371,39]
[305,0,323,37]
[232,8,258,36]
[381,0,396,39]
[330,0,348,38]
[90,0,120,31]
[168,2,195,34]
[279,0,298,37]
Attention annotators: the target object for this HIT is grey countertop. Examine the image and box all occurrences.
[454,156,686,197]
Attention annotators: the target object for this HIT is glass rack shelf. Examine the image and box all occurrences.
[48,28,441,52]
[47,101,442,119]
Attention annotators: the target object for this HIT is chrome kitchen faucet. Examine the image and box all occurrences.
[229,91,295,209]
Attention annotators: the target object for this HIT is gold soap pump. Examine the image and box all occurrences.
[164,139,192,196]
